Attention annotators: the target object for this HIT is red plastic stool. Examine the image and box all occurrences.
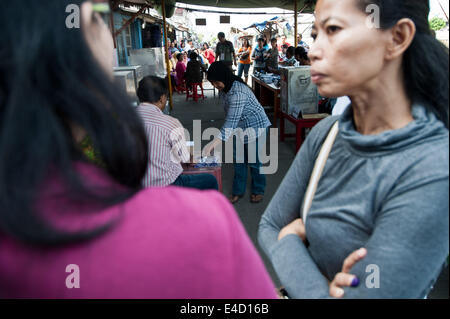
[186,82,205,102]
[176,80,187,94]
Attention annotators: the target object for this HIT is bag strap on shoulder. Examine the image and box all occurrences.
[301,121,339,224]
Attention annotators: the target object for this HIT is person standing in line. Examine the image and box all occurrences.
[179,39,186,52]
[294,46,311,66]
[169,41,179,55]
[281,35,291,48]
[279,46,298,67]
[215,32,237,72]
[263,36,270,51]
[297,33,310,51]
[252,37,268,73]
[202,42,216,65]
[279,44,289,63]
[265,38,279,71]
[237,39,252,84]
[187,39,195,52]
[276,34,282,51]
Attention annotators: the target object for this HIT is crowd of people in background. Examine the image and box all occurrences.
[165,29,313,89]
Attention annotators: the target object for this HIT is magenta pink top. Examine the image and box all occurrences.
[0,163,277,299]
[176,61,186,86]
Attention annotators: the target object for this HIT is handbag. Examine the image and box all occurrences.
[301,121,339,224]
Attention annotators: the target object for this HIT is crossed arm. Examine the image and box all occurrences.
[258,119,449,299]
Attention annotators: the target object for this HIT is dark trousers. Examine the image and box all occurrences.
[232,134,266,196]
[172,173,218,191]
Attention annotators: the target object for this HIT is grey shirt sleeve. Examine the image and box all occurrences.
[258,117,336,298]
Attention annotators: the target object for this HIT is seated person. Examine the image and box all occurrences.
[185,51,207,87]
[175,53,186,87]
[279,46,299,67]
[194,49,207,67]
[295,46,311,66]
[136,76,218,190]
[279,44,289,63]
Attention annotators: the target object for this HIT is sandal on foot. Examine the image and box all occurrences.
[250,194,264,204]
[229,195,243,204]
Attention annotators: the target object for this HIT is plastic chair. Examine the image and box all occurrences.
[186,82,205,102]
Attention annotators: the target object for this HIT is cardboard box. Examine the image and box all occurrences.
[280,66,319,118]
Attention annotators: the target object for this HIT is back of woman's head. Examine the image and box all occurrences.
[137,76,168,104]
[0,0,149,245]
[295,46,309,61]
[207,61,245,93]
[189,52,198,61]
[287,46,295,57]
[358,0,449,127]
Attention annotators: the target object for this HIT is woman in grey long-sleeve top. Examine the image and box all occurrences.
[258,0,449,299]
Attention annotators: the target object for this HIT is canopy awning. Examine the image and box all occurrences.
[114,0,316,12]
[244,16,282,31]
[175,0,315,12]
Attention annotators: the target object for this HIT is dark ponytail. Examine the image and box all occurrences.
[403,32,449,127]
[359,0,449,128]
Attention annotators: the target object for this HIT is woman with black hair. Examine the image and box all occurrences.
[295,46,311,66]
[237,39,252,84]
[185,51,206,88]
[259,0,449,298]
[279,46,298,67]
[202,42,216,65]
[204,62,272,204]
[0,0,277,299]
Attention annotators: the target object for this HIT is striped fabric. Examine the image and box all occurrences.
[136,103,190,187]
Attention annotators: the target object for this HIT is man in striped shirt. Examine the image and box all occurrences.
[136,76,218,190]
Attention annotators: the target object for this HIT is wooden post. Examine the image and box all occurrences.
[294,0,298,47]
[438,0,449,22]
[161,0,174,112]
[109,0,117,48]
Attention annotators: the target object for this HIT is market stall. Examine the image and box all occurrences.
[251,75,281,127]
[109,0,316,111]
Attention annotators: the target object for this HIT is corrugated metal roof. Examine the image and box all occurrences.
[118,0,315,12]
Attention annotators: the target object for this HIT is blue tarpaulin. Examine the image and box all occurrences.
[244,16,280,31]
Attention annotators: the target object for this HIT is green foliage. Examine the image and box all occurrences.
[429,17,447,31]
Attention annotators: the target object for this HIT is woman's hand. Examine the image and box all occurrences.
[277,218,306,242]
[202,138,221,157]
[329,248,367,298]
